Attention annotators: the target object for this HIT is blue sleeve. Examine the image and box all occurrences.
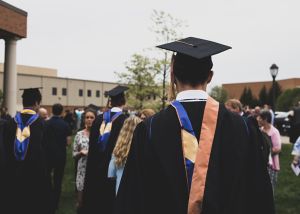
[108,155,117,178]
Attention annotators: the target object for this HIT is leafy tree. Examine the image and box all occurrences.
[258,85,268,106]
[150,10,187,109]
[209,86,228,103]
[116,54,161,110]
[276,88,300,111]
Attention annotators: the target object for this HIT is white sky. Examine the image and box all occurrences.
[1,0,300,90]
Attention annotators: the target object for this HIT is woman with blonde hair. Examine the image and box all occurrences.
[140,108,155,120]
[108,115,142,194]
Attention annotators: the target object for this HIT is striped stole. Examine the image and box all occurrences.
[172,96,219,214]
[98,110,122,151]
[14,109,39,161]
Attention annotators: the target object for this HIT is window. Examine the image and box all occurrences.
[153,94,156,100]
[62,88,67,96]
[79,89,83,97]
[96,90,100,97]
[52,87,57,95]
[87,89,92,97]
[104,91,108,98]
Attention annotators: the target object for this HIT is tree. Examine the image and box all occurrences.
[267,81,282,109]
[258,85,268,106]
[240,87,258,108]
[116,54,161,110]
[150,10,187,109]
[276,88,300,111]
[209,86,228,103]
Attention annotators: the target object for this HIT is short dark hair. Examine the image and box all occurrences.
[173,54,213,86]
[110,93,126,107]
[52,103,63,116]
[259,110,272,123]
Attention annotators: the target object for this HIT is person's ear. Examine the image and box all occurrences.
[207,70,214,84]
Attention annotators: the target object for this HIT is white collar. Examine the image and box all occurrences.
[111,107,123,112]
[176,90,208,102]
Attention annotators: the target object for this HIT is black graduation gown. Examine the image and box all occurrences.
[82,112,127,214]
[114,102,275,214]
[0,119,6,171]
[2,114,49,214]
[0,119,6,203]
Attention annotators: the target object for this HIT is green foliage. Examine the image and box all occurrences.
[258,85,268,106]
[150,10,187,43]
[276,88,300,111]
[209,86,228,103]
[268,81,283,108]
[116,54,161,110]
[150,10,187,109]
[240,87,259,108]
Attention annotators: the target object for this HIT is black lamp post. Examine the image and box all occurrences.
[269,64,279,111]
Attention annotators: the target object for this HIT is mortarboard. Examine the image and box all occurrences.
[156,37,231,60]
[105,85,129,97]
[20,87,42,104]
[20,87,42,97]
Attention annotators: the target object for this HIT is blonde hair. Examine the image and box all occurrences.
[225,99,243,113]
[113,116,142,168]
[140,108,155,118]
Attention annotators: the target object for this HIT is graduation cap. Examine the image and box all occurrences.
[20,87,42,105]
[105,85,128,107]
[156,37,231,60]
[104,85,129,97]
[157,37,231,100]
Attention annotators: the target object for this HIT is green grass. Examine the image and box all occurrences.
[275,144,300,214]
[58,144,300,214]
[57,146,76,214]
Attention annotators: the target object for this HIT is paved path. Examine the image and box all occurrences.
[281,136,291,144]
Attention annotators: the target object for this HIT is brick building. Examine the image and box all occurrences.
[223,78,300,99]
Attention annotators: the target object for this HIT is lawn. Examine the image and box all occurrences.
[58,143,300,214]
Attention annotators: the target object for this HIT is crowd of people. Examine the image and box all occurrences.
[0,37,299,214]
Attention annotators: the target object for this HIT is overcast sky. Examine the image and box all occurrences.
[1,0,300,90]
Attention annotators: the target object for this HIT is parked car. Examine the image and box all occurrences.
[274,111,291,136]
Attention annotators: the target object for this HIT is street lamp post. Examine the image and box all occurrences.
[269,64,279,111]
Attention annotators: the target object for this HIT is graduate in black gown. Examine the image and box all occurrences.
[3,88,49,214]
[82,85,128,214]
[114,37,275,214]
[0,118,6,203]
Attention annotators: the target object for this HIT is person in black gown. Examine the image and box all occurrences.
[3,88,49,214]
[82,85,128,214]
[114,37,275,214]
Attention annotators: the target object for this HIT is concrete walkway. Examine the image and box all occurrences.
[281,136,291,144]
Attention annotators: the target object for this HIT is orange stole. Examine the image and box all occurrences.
[187,96,219,214]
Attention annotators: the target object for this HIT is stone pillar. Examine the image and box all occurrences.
[3,38,18,116]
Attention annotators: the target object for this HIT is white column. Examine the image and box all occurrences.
[3,38,18,116]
